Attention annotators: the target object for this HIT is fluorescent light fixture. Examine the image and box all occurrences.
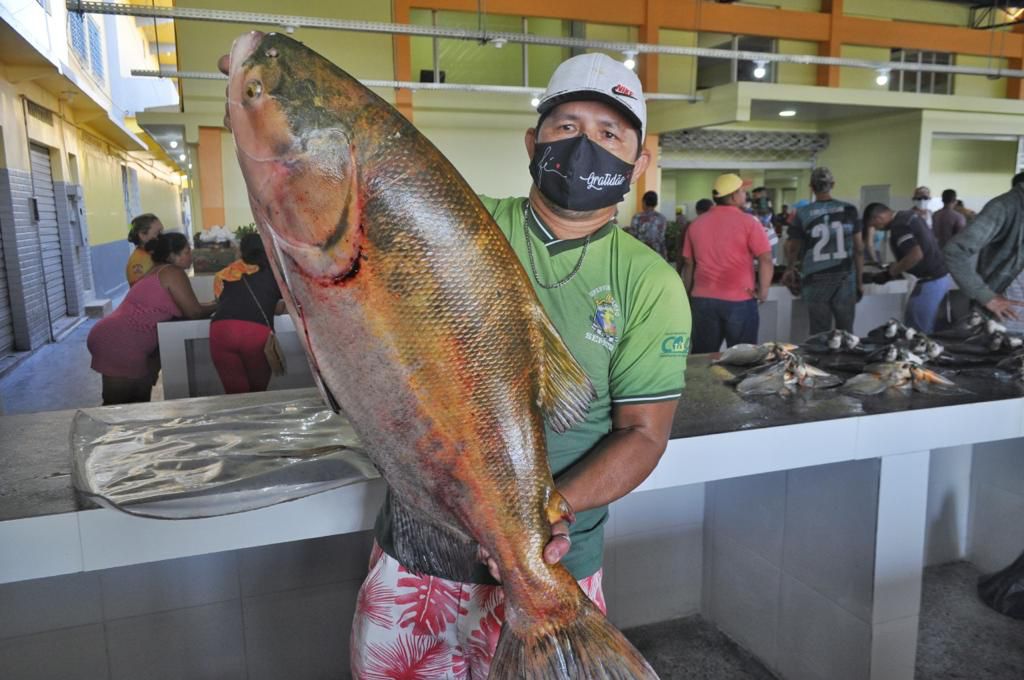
[753,61,767,79]
[778,109,797,117]
[623,51,637,71]
[178,153,186,161]
[530,96,540,108]
[188,163,193,169]
[875,69,890,86]
[490,38,507,49]
[169,140,178,149]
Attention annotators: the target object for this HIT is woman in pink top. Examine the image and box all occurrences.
[88,233,215,404]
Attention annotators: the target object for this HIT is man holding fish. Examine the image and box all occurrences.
[221,38,688,678]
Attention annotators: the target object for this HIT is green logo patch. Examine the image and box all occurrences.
[661,333,690,356]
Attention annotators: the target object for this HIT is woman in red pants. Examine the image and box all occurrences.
[209,234,283,393]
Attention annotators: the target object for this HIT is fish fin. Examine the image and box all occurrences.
[490,596,659,680]
[545,489,575,525]
[386,493,485,583]
[535,309,596,434]
[841,374,890,396]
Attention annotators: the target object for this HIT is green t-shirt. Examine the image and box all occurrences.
[374,196,691,581]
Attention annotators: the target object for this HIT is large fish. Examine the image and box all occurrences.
[224,31,658,679]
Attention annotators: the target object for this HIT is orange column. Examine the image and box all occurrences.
[636,133,659,214]
[197,126,225,229]
[817,0,843,87]
[393,0,415,121]
[638,0,661,94]
[1008,24,1024,100]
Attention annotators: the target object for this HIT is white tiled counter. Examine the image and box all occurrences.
[1,380,1022,680]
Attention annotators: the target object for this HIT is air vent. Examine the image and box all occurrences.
[26,100,54,126]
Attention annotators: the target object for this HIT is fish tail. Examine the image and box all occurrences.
[489,597,659,680]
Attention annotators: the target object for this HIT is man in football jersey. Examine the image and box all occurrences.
[782,167,864,336]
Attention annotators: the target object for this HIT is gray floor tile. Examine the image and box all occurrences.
[100,551,240,620]
[239,531,374,597]
[0,571,103,639]
[243,580,360,680]
[0,624,109,680]
[106,600,246,680]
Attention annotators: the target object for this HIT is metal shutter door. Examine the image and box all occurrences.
[30,143,69,326]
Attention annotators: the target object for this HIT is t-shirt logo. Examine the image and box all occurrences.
[586,286,620,351]
[661,333,690,356]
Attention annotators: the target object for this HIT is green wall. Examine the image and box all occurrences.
[816,111,922,209]
[927,138,1017,213]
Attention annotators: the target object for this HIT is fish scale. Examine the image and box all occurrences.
[225,30,658,679]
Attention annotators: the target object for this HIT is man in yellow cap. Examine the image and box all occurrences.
[682,173,774,353]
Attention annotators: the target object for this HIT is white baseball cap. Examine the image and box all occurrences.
[537,52,646,141]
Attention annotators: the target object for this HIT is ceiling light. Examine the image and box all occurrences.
[188,163,192,169]
[530,95,540,108]
[178,153,186,161]
[169,140,178,149]
[779,109,797,117]
[753,61,767,79]
[490,38,506,49]
[875,69,890,86]
[623,51,637,71]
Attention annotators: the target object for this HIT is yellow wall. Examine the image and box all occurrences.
[777,40,818,87]
[658,30,697,96]
[845,0,970,25]
[955,55,1008,99]
[816,111,922,208]
[838,45,892,91]
[927,138,1017,213]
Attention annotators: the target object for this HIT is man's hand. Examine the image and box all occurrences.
[781,268,800,296]
[478,520,571,583]
[984,295,1024,321]
[746,287,768,304]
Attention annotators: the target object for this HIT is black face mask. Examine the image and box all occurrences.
[529,135,634,212]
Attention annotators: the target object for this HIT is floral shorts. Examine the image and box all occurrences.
[350,542,606,679]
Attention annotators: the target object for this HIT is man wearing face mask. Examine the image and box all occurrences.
[351,52,691,674]
[912,186,933,228]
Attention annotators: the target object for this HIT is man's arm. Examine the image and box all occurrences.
[888,245,924,278]
[755,252,773,302]
[681,258,694,293]
[853,232,864,298]
[781,238,802,291]
[944,199,1007,306]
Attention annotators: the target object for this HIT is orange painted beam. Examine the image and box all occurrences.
[684,3,830,42]
[838,15,1024,59]
[409,0,642,25]
[817,0,842,87]
[198,126,224,230]
[393,0,414,121]
[638,0,660,95]
[1006,24,1024,99]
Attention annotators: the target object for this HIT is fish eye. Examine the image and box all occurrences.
[265,48,278,59]
[245,80,263,99]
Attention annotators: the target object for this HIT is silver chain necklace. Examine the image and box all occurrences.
[522,201,591,289]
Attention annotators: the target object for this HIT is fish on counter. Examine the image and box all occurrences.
[712,342,796,366]
[801,329,861,353]
[995,352,1024,381]
[840,361,964,396]
[731,353,842,396]
[866,318,918,343]
[863,344,925,365]
[224,31,657,679]
[933,311,988,340]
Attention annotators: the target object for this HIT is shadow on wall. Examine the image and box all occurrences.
[90,241,132,300]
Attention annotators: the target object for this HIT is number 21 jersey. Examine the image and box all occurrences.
[790,200,861,285]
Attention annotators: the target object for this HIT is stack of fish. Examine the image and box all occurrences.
[714,343,843,396]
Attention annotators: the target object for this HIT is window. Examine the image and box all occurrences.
[67,13,105,85]
[889,49,953,95]
[697,35,776,89]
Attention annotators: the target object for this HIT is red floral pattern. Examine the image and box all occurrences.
[395,566,470,637]
[351,548,606,679]
[360,636,450,680]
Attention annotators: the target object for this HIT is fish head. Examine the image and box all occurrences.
[827,331,842,350]
[226,31,363,282]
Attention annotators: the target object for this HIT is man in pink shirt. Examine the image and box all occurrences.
[682,173,774,353]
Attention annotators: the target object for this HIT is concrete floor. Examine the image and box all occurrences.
[624,561,1024,680]
[3,320,1023,680]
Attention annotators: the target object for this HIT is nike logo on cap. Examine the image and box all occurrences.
[612,84,637,100]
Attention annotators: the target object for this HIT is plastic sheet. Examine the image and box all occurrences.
[71,396,378,519]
